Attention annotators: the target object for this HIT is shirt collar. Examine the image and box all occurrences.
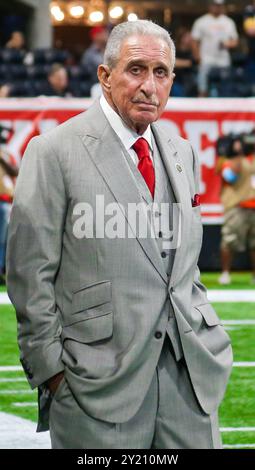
[100,94,152,152]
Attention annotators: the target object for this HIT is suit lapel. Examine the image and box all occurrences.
[152,123,193,288]
[80,104,168,284]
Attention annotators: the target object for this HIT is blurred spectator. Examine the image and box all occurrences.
[0,146,18,284]
[243,1,255,89]
[4,30,34,66]
[191,0,238,97]
[0,85,11,98]
[80,26,109,93]
[173,28,197,97]
[216,136,255,285]
[42,63,73,97]
[5,31,25,50]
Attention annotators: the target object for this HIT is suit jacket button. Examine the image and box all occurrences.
[155,331,162,339]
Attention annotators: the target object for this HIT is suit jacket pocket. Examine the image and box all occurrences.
[63,310,113,343]
[72,280,111,313]
[193,303,222,326]
[63,280,113,343]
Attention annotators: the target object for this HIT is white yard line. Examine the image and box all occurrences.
[1,362,255,376]
[0,378,26,383]
[12,402,37,407]
[0,411,254,450]
[0,293,11,304]
[223,444,255,448]
[222,320,255,325]
[233,362,255,367]
[0,390,34,395]
[1,290,255,305]
[207,290,255,302]
[0,412,50,449]
[221,427,255,432]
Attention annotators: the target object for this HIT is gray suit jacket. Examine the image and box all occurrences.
[6,101,233,431]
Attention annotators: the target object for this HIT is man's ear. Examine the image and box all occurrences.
[97,64,111,93]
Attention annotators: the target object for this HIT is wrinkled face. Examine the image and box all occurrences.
[98,35,174,134]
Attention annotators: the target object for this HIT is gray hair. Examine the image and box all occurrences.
[104,20,176,72]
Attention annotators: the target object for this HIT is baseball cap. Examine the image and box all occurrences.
[89,26,107,40]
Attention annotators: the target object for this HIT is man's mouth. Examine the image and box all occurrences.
[133,101,158,108]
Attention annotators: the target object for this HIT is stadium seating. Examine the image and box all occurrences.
[0,48,26,64]
[32,48,70,64]
[0,45,254,98]
[208,66,253,97]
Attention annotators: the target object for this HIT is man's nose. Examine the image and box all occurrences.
[140,72,156,96]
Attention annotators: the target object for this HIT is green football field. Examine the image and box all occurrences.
[0,272,254,448]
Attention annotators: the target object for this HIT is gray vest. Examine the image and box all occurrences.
[121,134,183,361]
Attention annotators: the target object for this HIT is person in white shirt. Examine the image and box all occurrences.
[191,0,238,96]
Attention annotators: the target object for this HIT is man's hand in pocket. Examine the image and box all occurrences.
[46,372,65,395]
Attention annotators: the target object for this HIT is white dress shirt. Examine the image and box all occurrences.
[100,94,153,166]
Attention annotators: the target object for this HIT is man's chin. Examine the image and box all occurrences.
[132,111,158,127]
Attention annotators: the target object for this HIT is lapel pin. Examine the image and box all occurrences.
[176,163,182,173]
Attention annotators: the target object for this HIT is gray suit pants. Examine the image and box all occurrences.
[49,336,222,449]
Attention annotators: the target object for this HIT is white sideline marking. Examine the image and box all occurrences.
[224,326,240,331]
[221,427,255,432]
[0,378,26,383]
[222,320,255,325]
[0,293,11,304]
[0,412,254,449]
[0,412,50,449]
[0,390,34,395]
[1,362,255,376]
[207,290,255,302]
[12,402,37,407]
[224,444,255,448]
[233,362,255,367]
[1,290,255,305]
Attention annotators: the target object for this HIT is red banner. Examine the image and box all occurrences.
[1,97,255,224]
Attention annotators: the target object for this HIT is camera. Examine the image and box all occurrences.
[216,130,255,158]
[0,124,12,145]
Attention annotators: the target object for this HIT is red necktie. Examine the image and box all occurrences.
[132,137,155,198]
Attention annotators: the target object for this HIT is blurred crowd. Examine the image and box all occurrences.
[0,0,255,99]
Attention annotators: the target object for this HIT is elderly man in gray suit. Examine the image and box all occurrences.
[6,20,232,449]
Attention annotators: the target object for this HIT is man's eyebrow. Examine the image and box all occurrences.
[126,59,169,70]
[126,60,146,68]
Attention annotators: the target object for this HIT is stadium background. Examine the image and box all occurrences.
[0,0,254,449]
